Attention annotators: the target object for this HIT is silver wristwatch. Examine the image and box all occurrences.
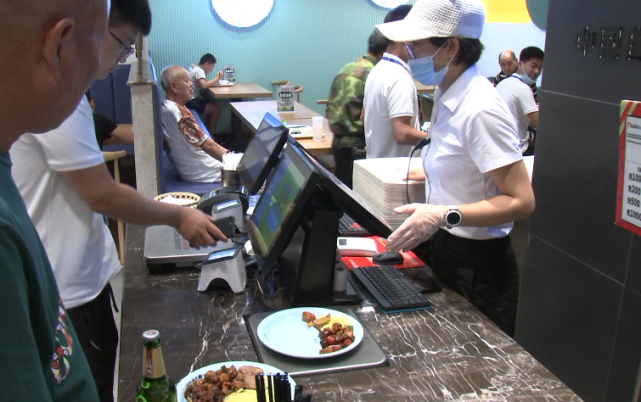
[444,205,462,229]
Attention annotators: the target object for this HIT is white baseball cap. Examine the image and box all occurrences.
[376,0,485,42]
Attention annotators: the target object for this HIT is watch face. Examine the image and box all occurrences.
[446,210,462,226]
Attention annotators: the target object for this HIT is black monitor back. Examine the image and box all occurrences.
[237,113,289,194]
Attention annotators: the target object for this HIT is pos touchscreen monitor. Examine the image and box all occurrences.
[247,141,393,306]
[236,113,289,194]
[245,143,321,270]
[288,137,392,237]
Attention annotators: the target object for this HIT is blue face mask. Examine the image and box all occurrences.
[406,42,451,86]
[518,73,536,86]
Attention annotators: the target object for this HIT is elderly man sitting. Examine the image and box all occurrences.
[160,65,228,183]
[488,49,518,86]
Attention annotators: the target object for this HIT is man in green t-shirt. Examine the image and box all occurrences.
[0,0,109,400]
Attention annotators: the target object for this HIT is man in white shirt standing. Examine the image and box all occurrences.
[496,46,543,154]
[185,53,223,136]
[10,2,227,401]
[363,5,427,159]
[160,65,228,183]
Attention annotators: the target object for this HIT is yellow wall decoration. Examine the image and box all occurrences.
[480,0,531,24]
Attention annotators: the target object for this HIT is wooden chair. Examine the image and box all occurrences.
[271,80,304,103]
[317,99,330,118]
[103,150,127,267]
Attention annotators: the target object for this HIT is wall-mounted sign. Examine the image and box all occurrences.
[211,0,274,28]
[576,25,641,60]
[371,0,409,9]
[616,100,641,236]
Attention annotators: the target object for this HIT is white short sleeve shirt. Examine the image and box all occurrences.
[10,97,120,308]
[188,64,206,99]
[495,76,538,153]
[423,65,523,240]
[161,99,222,183]
[364,53,419,159]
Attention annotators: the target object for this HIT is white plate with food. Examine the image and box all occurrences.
[177,361,296,402]
[257,307,363,359]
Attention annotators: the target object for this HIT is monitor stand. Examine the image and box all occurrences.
[278,189,361,306]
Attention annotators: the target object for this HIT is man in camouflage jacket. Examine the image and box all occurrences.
[327,29,387,188]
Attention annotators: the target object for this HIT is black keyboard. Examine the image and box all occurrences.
[338,214,371,236]
[351,265,432,313]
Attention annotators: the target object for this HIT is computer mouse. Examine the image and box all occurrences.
[372,251,404,265]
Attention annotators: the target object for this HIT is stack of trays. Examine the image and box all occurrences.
[353,158,426,229]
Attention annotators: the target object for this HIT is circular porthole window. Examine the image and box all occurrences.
[211,0,274,28]
[371,0,409,9]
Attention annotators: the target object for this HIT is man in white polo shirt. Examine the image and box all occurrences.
[496,46,543,154]
[363,5,427,159]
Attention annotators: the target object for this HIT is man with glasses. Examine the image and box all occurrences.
[363,4,426,160]
[10,1,226,401]
[496,46,543,154]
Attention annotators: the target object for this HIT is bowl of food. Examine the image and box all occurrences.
[177,361,295,402]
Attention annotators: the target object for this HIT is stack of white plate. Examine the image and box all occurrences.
[353,158,426,230]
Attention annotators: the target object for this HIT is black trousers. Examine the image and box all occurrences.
[67,284,119,402]
[430,229,519,337]
[332,146,366,189]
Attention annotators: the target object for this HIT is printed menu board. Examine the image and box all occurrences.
[616,100,641,236]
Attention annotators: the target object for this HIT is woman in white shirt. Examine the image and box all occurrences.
[377,0,535,337]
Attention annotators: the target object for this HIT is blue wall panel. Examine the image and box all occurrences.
[147,0,544,133]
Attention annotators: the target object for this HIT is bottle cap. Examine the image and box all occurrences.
[142,329,160,341]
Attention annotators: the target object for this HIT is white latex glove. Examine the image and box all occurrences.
[386,203,445,252]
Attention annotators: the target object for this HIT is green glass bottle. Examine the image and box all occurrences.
[135,330,177,402]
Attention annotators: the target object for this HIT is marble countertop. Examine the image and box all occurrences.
[117,225,581,401]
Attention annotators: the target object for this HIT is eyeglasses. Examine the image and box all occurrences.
[405,44,416,59]
[405,42,435,60]
[109,31,135,58]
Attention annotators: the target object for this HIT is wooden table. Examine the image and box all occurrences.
[208,82,273,99]
[231,100,318,127]
[209,83,273,145]
[230,100,333,156]
[282,117,334,156]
